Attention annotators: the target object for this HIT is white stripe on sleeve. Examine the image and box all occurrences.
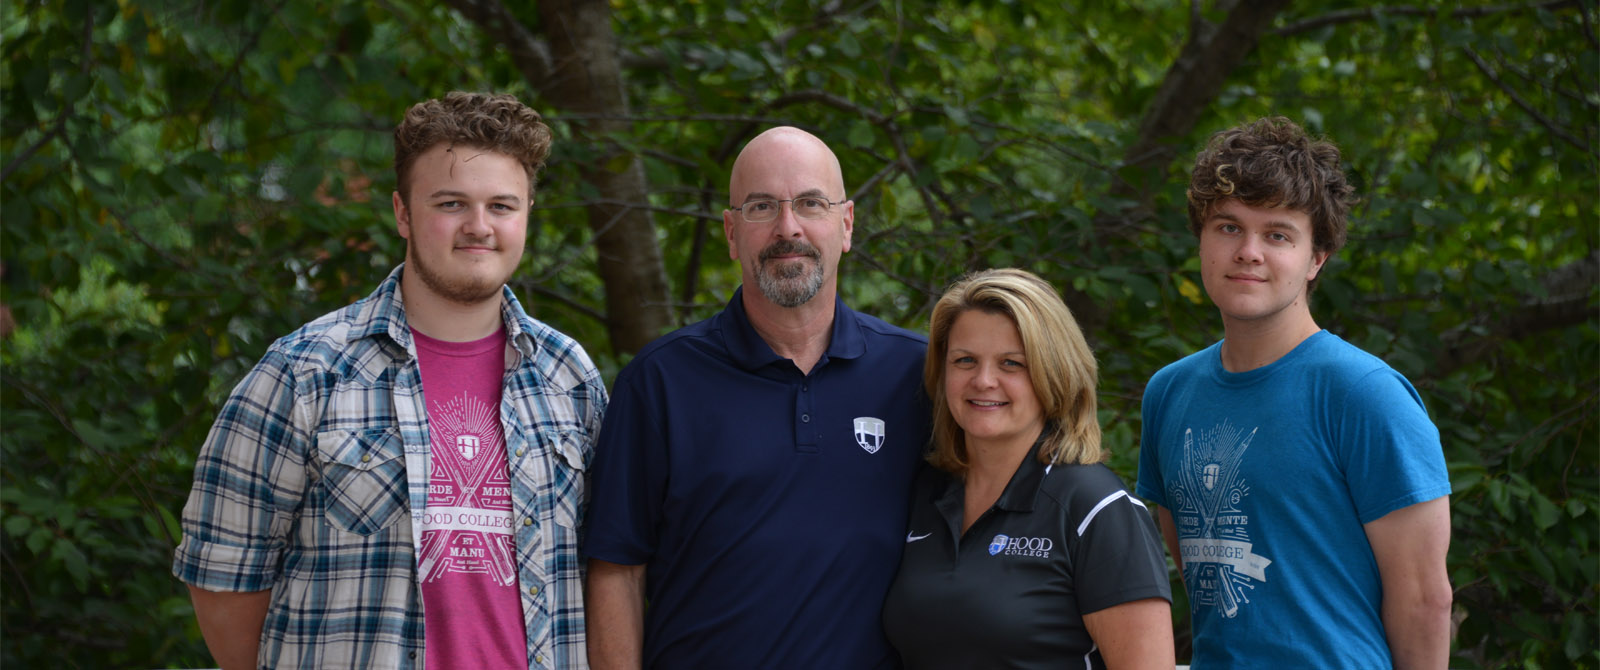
[1076,490,1148,537]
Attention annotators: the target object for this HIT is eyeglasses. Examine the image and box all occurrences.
[731,196,845,223]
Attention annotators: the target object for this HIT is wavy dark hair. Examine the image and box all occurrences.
[393,91,552,204]
[1187,117,1356,290]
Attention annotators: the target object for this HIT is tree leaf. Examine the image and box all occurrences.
[1530,493,1561,531]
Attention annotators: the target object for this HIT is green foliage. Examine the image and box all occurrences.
[0,0,492,665]
[3,0,1595,668]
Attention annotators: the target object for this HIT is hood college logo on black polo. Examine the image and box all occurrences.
[853,417,885,454]
[988,534,1010,556]
[988,533,1053,558]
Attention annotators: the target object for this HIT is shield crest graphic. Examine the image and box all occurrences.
[853,417,885,454]
[456,434,480,461]
[988,534,1009,556]
[1203,463,1220,490]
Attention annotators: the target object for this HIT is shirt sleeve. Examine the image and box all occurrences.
[575,363,609,565]
[582,365,666,565]
[583,374,609,451]
[172,348,310,592]
[1135,371,1170,507]
[1333,367,1451,524]
[1067,466,1173,615]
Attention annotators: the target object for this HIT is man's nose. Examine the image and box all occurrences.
[772,202,804,238]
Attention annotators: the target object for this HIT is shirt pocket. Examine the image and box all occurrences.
[547,430,589,531]
[316,427,408,535]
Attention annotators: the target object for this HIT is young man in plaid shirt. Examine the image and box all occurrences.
[174,92,606,670]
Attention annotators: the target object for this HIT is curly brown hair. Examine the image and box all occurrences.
[393,92,553,205]
[1187,117,1356,290]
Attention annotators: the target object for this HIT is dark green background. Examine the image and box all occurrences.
[2,0,1595,667]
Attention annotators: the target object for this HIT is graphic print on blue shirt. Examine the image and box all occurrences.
[1169,420,1273,618]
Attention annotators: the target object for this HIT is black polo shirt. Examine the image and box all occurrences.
[882,438,1171,669]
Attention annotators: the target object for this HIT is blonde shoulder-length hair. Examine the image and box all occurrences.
[924,268,1102,475]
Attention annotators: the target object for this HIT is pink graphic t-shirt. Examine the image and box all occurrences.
[413,327,526,670]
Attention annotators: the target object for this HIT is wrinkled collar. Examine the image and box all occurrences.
[346,264,540,361]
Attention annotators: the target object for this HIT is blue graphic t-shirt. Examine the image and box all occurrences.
[1136,331,1450,669]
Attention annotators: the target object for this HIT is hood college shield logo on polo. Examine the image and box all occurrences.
[853,417,885,454]
[988,534,1010,556]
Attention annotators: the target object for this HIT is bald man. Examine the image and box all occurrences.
[584,128,932,669]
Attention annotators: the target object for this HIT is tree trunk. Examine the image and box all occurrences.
[535,0,672,355]
[1105,0,1293,225]
[447,0,673,355]
[1069,1,1290,336]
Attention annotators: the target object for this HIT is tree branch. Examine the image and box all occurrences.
[1109,0,1292,216]
[2,4,93,183]
[765,89,890,125]
[773,0,878,51]
[2,375,172,535]
[444,0,553,91]
[1581,1,1599,51]
[550,111,798,125]
[198,0,290,127]
[849,159,900,203]
[1432,251,1600,378]
[1492,46,1599,110]
[1,116,67,184]
[534,198,722,223]
[1273,0,1579,37]
[1463,45,1594,156]
[508,278,606,324]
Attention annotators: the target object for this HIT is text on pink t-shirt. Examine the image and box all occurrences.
[413,326,526,670]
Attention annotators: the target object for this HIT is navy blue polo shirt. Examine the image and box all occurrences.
[882,437,1171,669]
[585,287,932,670]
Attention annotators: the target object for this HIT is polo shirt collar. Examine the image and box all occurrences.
[718,285,868,371]
[932,429,1052,519]
[989,430,1052,513]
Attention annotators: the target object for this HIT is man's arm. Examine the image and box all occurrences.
[1156,505,1184,580]
[586,558,646,670]
[1363,496,1453,669]
[188,585,271,670]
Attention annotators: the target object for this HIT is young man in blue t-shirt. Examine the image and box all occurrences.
[1136,117,1453,669]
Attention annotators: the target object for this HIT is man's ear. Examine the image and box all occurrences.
[393,191,411,240]
[1307,249,1330,281]
[840,200,854,254]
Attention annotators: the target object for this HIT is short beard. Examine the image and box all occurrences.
[756,239,825,308]
[407,245,506,306]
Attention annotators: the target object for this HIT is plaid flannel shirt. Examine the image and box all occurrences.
[174,265,606,670]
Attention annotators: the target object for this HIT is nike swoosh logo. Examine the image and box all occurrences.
[906,532,932,543]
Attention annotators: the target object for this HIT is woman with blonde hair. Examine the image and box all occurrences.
[882,268,1173,669]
